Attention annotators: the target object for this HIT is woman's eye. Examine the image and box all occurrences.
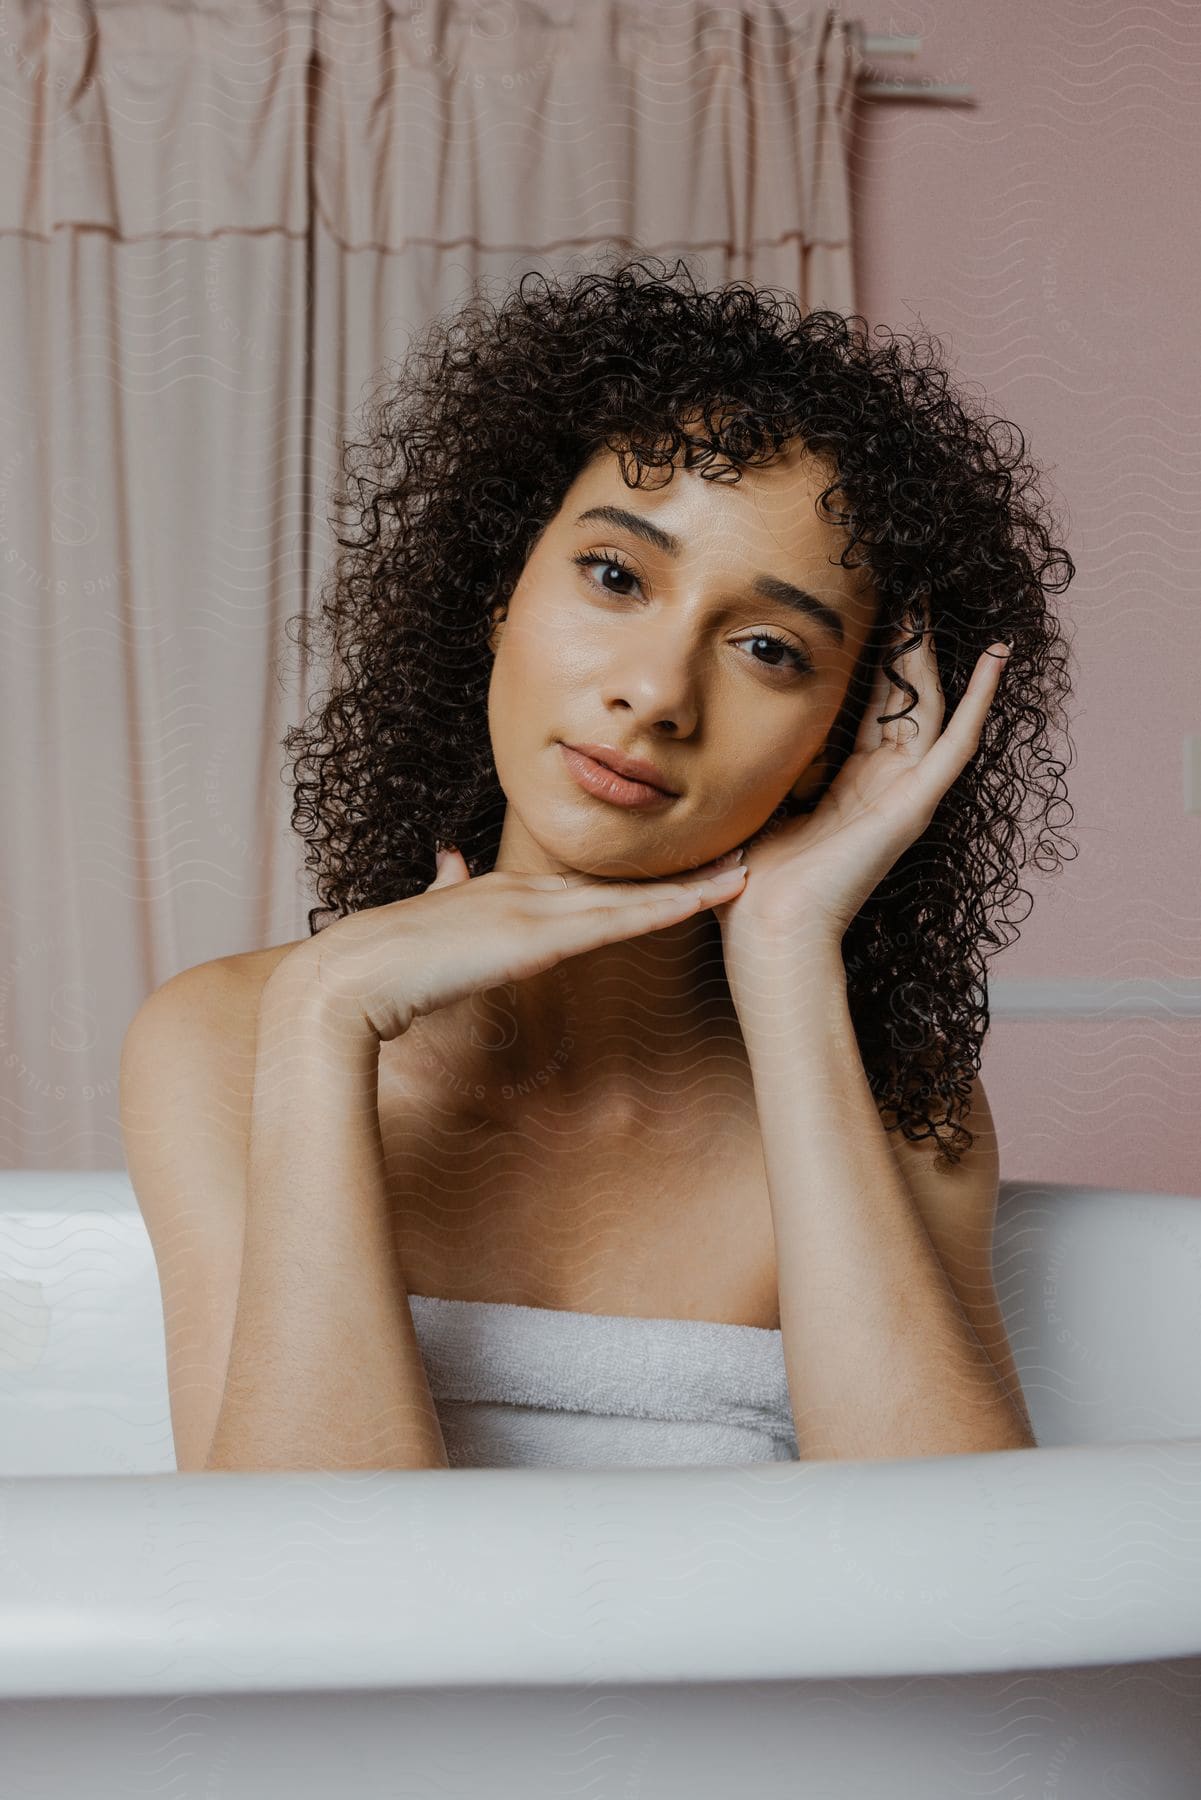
[571,551,640,595]
[569,552,813,678]
[735,634,815,678]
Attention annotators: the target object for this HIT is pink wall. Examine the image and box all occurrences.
[829,1,1200,1194]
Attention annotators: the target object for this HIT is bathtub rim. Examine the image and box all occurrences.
[2,1440,1201,1700]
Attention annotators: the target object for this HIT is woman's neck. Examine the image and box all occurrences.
[403,910,743,1121]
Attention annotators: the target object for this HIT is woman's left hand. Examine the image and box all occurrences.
[715,613,1012,989]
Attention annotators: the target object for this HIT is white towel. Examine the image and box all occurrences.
[408,1293,799,1468]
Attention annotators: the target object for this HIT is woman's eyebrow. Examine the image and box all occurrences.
[572,503,846,647]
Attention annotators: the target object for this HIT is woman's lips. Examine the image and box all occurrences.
[557,742,679,808]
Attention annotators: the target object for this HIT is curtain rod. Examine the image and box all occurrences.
[856,31,973,102]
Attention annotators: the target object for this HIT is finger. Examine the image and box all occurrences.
[565,865,753,942]
[904,643,1010,807]
[912,608,945,732]
[679,847,748,877]
[896,621,946,756]
[429,845,470,888]
[528,863,751,908]
[854,609,944,759]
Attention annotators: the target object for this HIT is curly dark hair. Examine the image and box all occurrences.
[282,250,1077,1168]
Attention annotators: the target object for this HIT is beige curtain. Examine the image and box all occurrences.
[0,0,863,1168]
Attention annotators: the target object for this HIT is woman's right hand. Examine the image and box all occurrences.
[296,845,750,1044]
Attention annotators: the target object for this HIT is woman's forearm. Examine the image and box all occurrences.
[739,948,1034,1463]
[205,947,449,1472]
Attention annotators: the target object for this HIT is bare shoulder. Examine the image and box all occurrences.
[121,939,314,1144]
[213,938,312,993]
[118,936,313,1473]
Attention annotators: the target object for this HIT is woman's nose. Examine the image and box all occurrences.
[601,646,700,735]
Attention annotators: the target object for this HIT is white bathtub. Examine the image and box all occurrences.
[1,1168,1199,1799]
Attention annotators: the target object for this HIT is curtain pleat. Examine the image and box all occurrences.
[0,0,862,1165]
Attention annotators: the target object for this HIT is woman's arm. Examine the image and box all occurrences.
[741,946,1036,1463]
[205,947,450,1472]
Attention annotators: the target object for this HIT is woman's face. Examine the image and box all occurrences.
[486,438,880,878]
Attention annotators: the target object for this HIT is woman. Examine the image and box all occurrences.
[130,253,1076,1471]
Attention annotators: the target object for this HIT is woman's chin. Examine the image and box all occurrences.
[522,815,745,883]
[593,849,735,882]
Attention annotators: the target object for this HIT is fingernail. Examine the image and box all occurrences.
[712,847,746,868]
